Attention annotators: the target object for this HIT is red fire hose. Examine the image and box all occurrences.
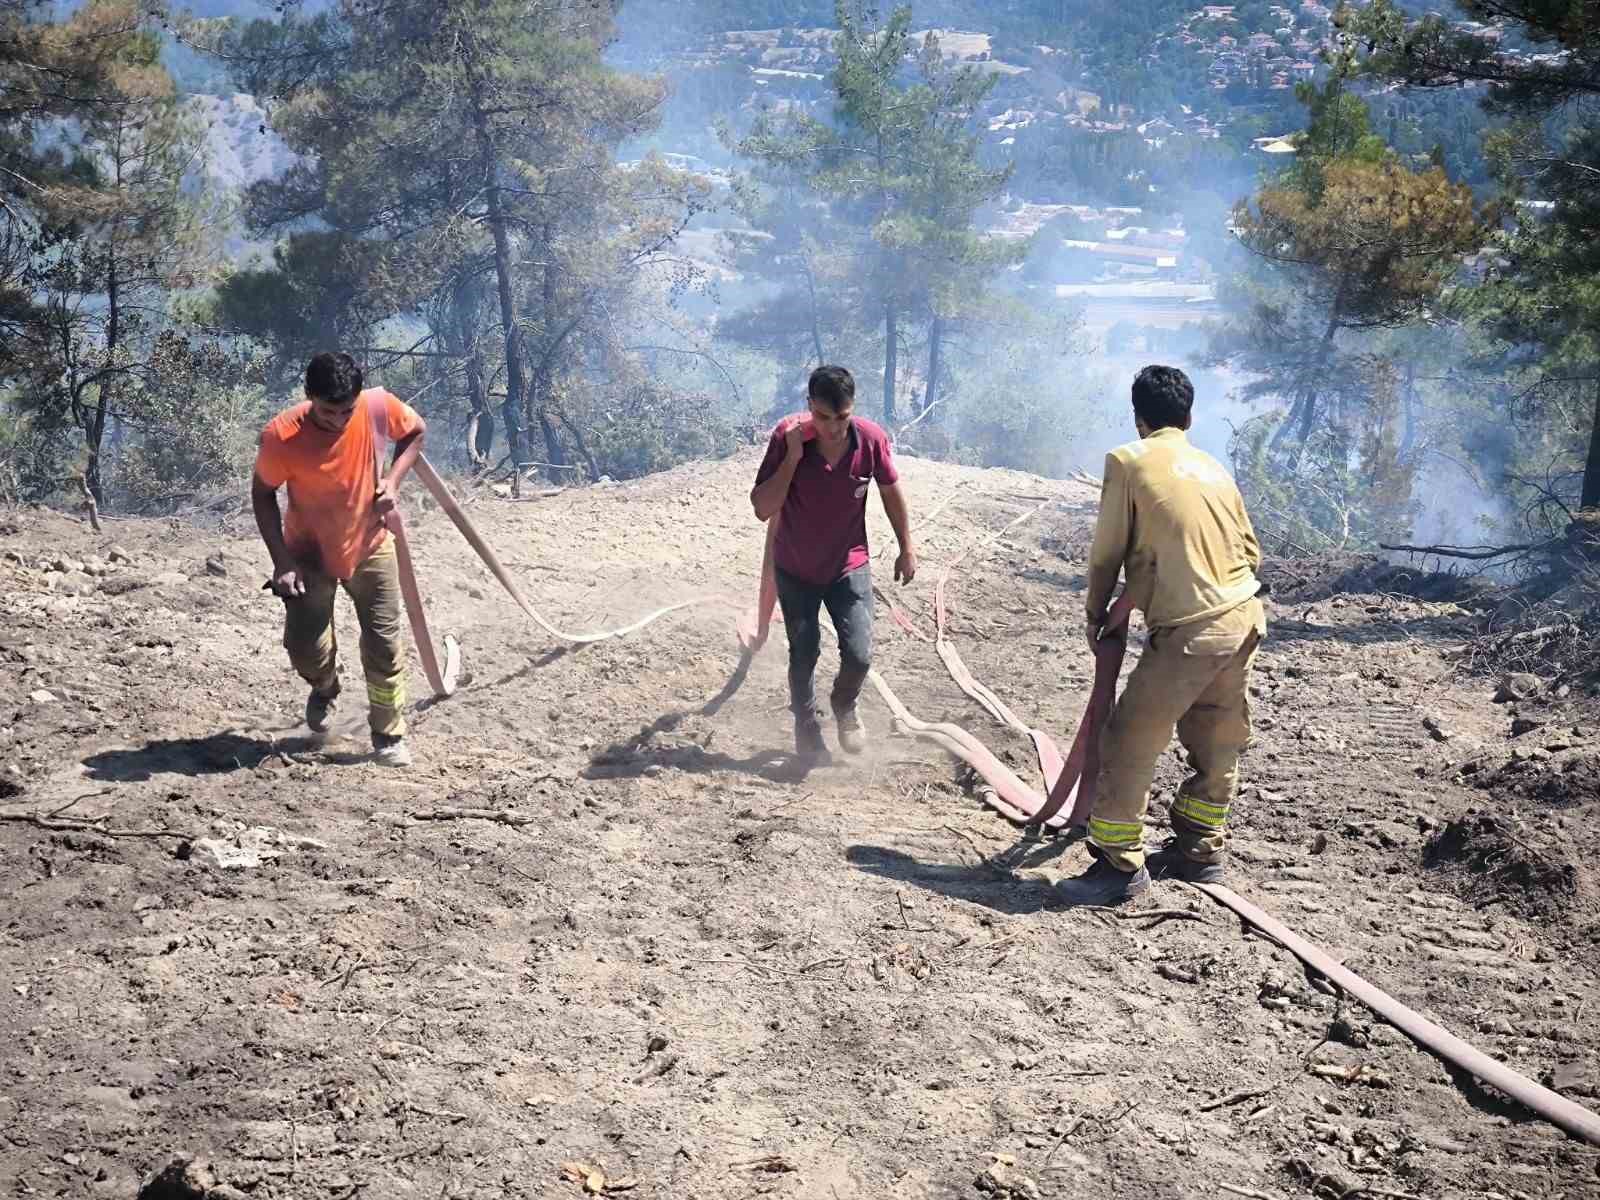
[741,487,1600,1147]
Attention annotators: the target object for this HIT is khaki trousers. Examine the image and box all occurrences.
[282,539,407,738]
[1088,596,1265,871]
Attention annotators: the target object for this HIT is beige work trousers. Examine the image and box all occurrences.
[282,539,407,738]
[1088,596,1265,871]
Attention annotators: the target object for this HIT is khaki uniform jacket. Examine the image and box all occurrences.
[1084,427,1263,630]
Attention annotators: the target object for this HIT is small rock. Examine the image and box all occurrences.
[1494,673,1542,703]
[152,571,188,588]
[136,1156,215,1200]
[1329,1015,1370,1048]
[28,689,57,705]
[1422,714,1454,742]
[204,554,227,578]
[108,545,132,563]
[1510,716,1544,738]
[99,575,147,596]
[646,1034,669,1054]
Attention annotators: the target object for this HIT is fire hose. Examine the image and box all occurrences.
[742,494,1600,1147]
[320,402,1600,1146]
[367,399,706,698]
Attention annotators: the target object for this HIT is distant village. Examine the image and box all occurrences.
[629,4,1526,328]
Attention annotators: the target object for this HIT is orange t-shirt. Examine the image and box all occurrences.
[254,388,423,581]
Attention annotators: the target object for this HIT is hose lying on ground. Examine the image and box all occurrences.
[740,495,1600,1147]
[373,410,707,697]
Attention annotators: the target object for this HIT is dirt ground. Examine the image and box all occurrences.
[3,449,1598,1200]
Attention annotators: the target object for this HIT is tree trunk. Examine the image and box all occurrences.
[924,314,945,423]
[883,301,898,423]
[467,79,527,497]
[555,407,601,483]
[86,255,119,507]
[536,407,563,471]
[1277,307,1342,465]
[1398,359,1419,464]
[803,257,825,364]
[531,243,567,471]
[464,349,493,466]
[1582,376,1600,511]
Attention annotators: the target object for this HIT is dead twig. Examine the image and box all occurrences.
[1200,1086,1275,1113]
[731,1154,795,1173]
[409,807,535,826]
[1042,1116,1086,1164]
[1219,1185,1284,1200]
[404,1102,469,1123]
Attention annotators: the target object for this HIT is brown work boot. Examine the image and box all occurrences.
[835,708,867,755]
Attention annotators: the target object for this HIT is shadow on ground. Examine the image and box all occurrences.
[845,843,1054,916]
[83,732,324,781]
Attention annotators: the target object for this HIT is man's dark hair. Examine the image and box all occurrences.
[305,351,364,404]
[1130,364,1193,430]
[808,364,855,413]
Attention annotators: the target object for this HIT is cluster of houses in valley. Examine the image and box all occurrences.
[1173,2,1332,93]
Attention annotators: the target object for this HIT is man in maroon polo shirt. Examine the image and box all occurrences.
[751,365,917,760]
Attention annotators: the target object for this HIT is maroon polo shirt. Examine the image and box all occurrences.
[754,416,899,586]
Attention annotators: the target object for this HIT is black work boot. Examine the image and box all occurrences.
[795,715,829,762]
[1055,858,1151,907]
[1148,841,1225,884]
[305,687,338,734]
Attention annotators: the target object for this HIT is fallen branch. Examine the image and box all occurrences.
[1380,540,1542,561]
[1494,623,1572,647]
[1118,908,1206,926]
[408,807,535,827]
[0,812,188,839]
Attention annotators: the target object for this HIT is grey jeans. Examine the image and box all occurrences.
[775,564,874,722]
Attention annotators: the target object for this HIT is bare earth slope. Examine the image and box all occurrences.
[2,451,1598,1199]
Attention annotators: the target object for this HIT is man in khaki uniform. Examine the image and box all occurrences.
[1057,365,1266,906]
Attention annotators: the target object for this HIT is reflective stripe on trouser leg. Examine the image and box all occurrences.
[344,539,408,739]
[282,570,341,696]
[1170,614,1261,864]
[1090,609,1253,872]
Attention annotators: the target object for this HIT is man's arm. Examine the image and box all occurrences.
[1084,453,1132,634]
[251,474,305,596]
[750,420,806,522]
[878,481,917,584]
[374,421,426,523]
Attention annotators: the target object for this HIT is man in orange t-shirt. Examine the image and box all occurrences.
[251,351,426,767]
